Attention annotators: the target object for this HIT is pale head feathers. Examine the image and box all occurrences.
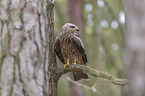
[61,23,79,32]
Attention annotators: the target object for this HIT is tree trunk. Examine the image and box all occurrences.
[66,0,83,34]
[124,0,145,96]
[0,0,48,96]
[91,0,98,68]
[46,0,58,96]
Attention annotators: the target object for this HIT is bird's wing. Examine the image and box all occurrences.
[55,36,65,64]
[72,34,87,64]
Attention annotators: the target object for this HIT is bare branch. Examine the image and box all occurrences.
[66,76,98,92]
[56,65,128,85]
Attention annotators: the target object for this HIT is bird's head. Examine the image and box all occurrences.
[62,23,79,32]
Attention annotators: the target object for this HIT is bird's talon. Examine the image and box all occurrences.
[64,64,66,69]
[64,63,69,69]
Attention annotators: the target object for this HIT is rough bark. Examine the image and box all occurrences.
[124,0,145,96]
[0,0,48,96]
[46,0,58,96]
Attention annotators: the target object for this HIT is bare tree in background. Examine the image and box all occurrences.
[67,0,83,34]
[66,0,84,96]
[124,0,145,96]
[0,0,48,96]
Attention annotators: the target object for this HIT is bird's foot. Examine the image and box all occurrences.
[64,63,69,69]
[72,59,77,65]
[64,59,70,69]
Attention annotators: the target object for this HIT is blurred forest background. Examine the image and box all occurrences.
[55,0,126,96]
[1,0,145,96]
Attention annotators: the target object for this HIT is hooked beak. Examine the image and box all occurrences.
[74,28,79,31]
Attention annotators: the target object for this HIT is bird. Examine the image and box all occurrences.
[54,23,89,81]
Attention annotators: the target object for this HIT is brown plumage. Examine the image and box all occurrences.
[55,23,89,81]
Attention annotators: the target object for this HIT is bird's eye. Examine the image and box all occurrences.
[69,26,76,28]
